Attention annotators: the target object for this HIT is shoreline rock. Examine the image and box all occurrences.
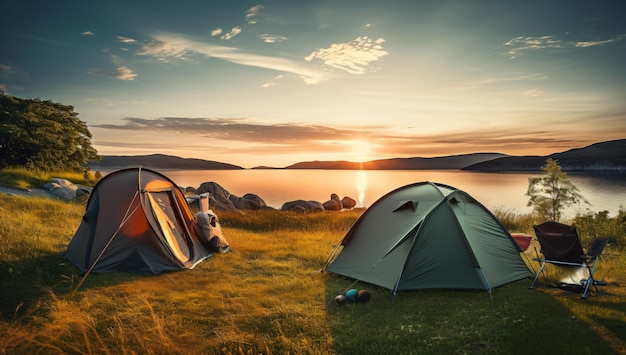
[187,182,357,213]
[1,179,358,214]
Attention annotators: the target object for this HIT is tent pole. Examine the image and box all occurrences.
[389,201,436,299]
[321,242,343,271]
[169,189,196,259]
[478,268,493,300]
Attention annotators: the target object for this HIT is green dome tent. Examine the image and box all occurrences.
[323,181,532,297]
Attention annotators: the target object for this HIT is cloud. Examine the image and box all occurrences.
[91,116,617,160]
[82,31,94,36]
[262,74,283,88]
[211,28,223,36]
[305,36,388,74]
[94,117,363,143]
[0,64,15,79]
[574,35,626,47]
[476,72,547,85]
[246,5,264,24]
[221,27,242,40]
[523,89,544,97]
[112,66,136,80]
[88,55,137,80]
[85,98,149,106]
[259,34,288,43]
[0,63,28,83]
[18,34,66,46]
[136,38,194,62]
[503,34,626,58]
[139,34,329,84]
[117,36,137,44]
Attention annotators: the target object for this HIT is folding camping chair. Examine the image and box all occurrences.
[529,221,608,299]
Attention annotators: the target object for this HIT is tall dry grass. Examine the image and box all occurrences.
[1,193,625,354]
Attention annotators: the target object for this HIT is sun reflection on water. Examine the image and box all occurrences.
[356,170,367,207]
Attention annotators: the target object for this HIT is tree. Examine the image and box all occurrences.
[0,91,101,172]
[525,158,589,222]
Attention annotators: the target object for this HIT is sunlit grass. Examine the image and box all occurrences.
[0,168,99,190]
[1,193,625,354]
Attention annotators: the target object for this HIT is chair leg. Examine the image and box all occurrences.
[529,262,546,290]
[581,259,601,299]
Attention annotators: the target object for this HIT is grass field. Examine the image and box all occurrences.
[1,191,625,354]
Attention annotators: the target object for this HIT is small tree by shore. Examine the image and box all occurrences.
[0,91,101,172]
[525,158,589,222]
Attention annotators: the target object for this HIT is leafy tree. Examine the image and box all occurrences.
[0,91,101,172]
[525,158,589,222]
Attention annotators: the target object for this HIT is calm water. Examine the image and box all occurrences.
[127,169,626,218]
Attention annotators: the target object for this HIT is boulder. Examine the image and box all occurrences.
[76,186,93,200]
[196,182,238,212]
[281,200,324,213]
[44,178,78,200]
[230,193,267,210]
[322,199,342,211]
[323,193,356,210]
[341,196,357,209]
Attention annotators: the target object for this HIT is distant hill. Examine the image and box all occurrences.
[285,153,508,170]
[88,154,243,170]
[462,139,626,172]
[88,139,625,172]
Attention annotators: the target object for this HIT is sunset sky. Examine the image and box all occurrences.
[1,1,625,168]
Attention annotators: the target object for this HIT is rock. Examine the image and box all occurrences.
[323,193,356,210]
[341,196,357,209]
[281,200,324,213]
[196,182,238,212]
[230,193,267,210]
[76,186,93,200]
[44,178,78,200]
[322,199,342,211]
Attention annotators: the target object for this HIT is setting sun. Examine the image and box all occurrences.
[351,140,371,162]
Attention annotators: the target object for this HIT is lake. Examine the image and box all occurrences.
[116,169,625,218]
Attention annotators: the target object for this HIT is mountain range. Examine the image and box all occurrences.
[88,154,243,170]
[462,139,625,172]
[87,139,625,172]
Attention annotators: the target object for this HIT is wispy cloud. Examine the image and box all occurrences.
[210,28,223,37]
[0,63,28,86]
[523,88,544,97]
[305,36,388,74]
[85,98,149,106]
[18,34,66,46]
[88,55,137,80]
[0,64,15,79]
[503,34,626,58]
[221,27,242,41]
[136,37,195,62]
[81,31,94,36]
[94,117,362,143]
[259,34,288,43]
[138,34,329,84]
[245,5,264,24]
[262,74,283,88]
[574,35,626,47]
[91,116,615,160]
[117,36,137,44]
[476,72,547,85]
